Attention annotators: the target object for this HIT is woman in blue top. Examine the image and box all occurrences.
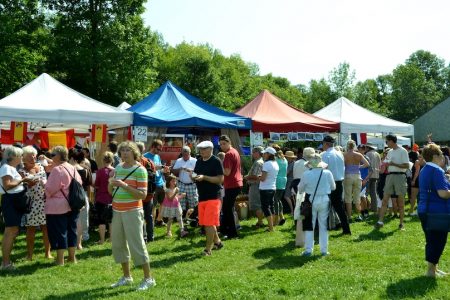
[273,144,287,226]
[418,144,450,278]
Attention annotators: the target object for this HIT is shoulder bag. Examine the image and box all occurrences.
[300,169,323,220]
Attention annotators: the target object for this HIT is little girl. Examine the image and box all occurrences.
[162,174,188,238]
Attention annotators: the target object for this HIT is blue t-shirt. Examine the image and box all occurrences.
[143,152,165,187]
[418,163,450,214]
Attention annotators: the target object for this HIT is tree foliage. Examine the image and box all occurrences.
[1,2,450,125]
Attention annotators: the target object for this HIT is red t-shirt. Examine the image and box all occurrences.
[223,147,243,189]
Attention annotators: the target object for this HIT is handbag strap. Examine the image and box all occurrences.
[59,165,77,202]
[112,165,140,199]
[311,169,324,204]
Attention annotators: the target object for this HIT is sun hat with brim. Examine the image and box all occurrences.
[303,147,316,159]
[262,147,276,155]
[197,141,214,149]
[306,153,328,169]
[284,150,296,159]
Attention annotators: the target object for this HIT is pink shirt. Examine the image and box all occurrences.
[45,162,83,215]
[95,167,113,204]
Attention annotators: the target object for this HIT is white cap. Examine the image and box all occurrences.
[262,147,276,155]
[197,141,214,149]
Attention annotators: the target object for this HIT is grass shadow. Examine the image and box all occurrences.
[384,276,437,299]
[151,252,202,269]
[0,260,54,277]
[353,228,395,242]
[252,241,321,269]
[43,286,134,300]
[77,248,112,260]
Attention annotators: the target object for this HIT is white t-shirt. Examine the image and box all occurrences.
[0,164,25,194]
[259,160,279,190]
[386,147,409,173]
[173,157,197,184]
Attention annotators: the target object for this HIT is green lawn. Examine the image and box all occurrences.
[0,214,449,299]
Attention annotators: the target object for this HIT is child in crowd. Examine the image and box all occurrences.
[161,174,188,238]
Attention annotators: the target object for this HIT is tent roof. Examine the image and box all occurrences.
[413,96,450,142]
[129,81,251,129]
[235,90,339,132]
[313,97,414,135]
[117,101,131,110]
[0,73,133,129]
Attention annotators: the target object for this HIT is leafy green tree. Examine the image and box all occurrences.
[406,50,446,91]
[0,0,49,97]
[328,62,355,99]
[42,0,161,106]
[353,79,389,115]
[302,79,335,113]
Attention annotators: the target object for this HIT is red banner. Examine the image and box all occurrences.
[91,124,107,143]
[10,121,27,143]
[40,129,76,149]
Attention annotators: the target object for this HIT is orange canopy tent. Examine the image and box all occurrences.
[235,90,340,132]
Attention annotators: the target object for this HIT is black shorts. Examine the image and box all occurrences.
[1,193,24,227]
[95,202,112,225]
[154,186,165,205]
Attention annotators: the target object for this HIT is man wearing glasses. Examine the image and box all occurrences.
[375,134,409,230]
[143,140,170,227]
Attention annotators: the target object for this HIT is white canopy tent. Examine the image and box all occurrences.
[314,97,414,136]
[117,101,131,110]
[0,73,133,131]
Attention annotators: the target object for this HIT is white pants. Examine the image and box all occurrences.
[78,197,90,236]
[305,198,329,254]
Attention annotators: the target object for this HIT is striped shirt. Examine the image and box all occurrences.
[112,164,147,212]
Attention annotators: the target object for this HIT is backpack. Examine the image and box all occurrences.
[142,157,157,194]
[61,166,87,211]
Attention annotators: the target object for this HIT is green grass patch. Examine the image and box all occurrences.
[0,214,448,299]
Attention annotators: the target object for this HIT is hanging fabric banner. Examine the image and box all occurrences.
[40,129,76,149]
[91,124,107,143]
[11,121,27,143]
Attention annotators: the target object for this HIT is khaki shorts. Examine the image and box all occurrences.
[344,174,361,204]
[383,173,407,197]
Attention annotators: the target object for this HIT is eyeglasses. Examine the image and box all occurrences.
[51,153,57,157]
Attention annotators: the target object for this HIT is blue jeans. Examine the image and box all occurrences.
[46,211,79,250]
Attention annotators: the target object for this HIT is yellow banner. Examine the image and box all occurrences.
[48,132,67,148]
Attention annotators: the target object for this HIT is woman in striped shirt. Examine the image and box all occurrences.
[108,141,156,291]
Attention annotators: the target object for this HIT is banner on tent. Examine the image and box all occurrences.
[269,132,326,142]
[91,124,107,143]
[11,122,27,143]
[40,129,76,149]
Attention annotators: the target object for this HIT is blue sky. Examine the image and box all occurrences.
[143,0,450,86]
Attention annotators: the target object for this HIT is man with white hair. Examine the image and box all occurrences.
[172,146,198,219]
[191,141,224,256]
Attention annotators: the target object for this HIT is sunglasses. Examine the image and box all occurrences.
[51,153,57,157]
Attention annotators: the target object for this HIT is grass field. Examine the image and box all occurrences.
[0,213,449,300]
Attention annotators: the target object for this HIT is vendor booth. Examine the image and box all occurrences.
[127,81,251,162]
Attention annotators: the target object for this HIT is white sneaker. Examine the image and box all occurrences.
[110,276,133,288]
[136,278,156,291]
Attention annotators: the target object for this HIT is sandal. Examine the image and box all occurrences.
[202,249,211,256]
[213,241,224,250]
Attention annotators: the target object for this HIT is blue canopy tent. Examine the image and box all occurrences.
[129,81,252,130]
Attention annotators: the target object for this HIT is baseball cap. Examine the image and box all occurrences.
[262,147,276,155]
[323,135,335,144]
[196,141,214,149]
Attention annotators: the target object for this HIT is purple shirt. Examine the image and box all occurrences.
[95,167,113,205]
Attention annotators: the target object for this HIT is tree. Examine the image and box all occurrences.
[353,79,389,115]
[302,79,335,113]
[42,0,162,106]
[328,62,355,99]
[390,64,441,122]
[0,0,49,97]
[406,50,446,90]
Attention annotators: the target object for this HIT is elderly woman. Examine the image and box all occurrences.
[418,144,450,278]
[0,146,35,269]
[108,141,155,291]
[20,146,51,260]
[258,147,279,232]
[45,146,83,266]
[298,153,335,257]
[244,146,265,228]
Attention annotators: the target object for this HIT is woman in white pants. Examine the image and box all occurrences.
[298,154,335,256]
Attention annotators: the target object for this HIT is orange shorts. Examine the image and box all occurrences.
[198,199,221,226]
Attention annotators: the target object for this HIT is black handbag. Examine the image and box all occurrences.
[300,169,323,219]
[1,184,31,214]
[424,169,450,232]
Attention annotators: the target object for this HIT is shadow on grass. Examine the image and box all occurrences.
[151,252,202,268]
[0,260,54,277]
[77,248,112,260]
[252,241,321,269]
[353,228,395,242]
[43,286,134,300]
[384,276,437,299]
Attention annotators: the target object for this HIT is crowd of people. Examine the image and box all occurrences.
[0,132,449,292]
